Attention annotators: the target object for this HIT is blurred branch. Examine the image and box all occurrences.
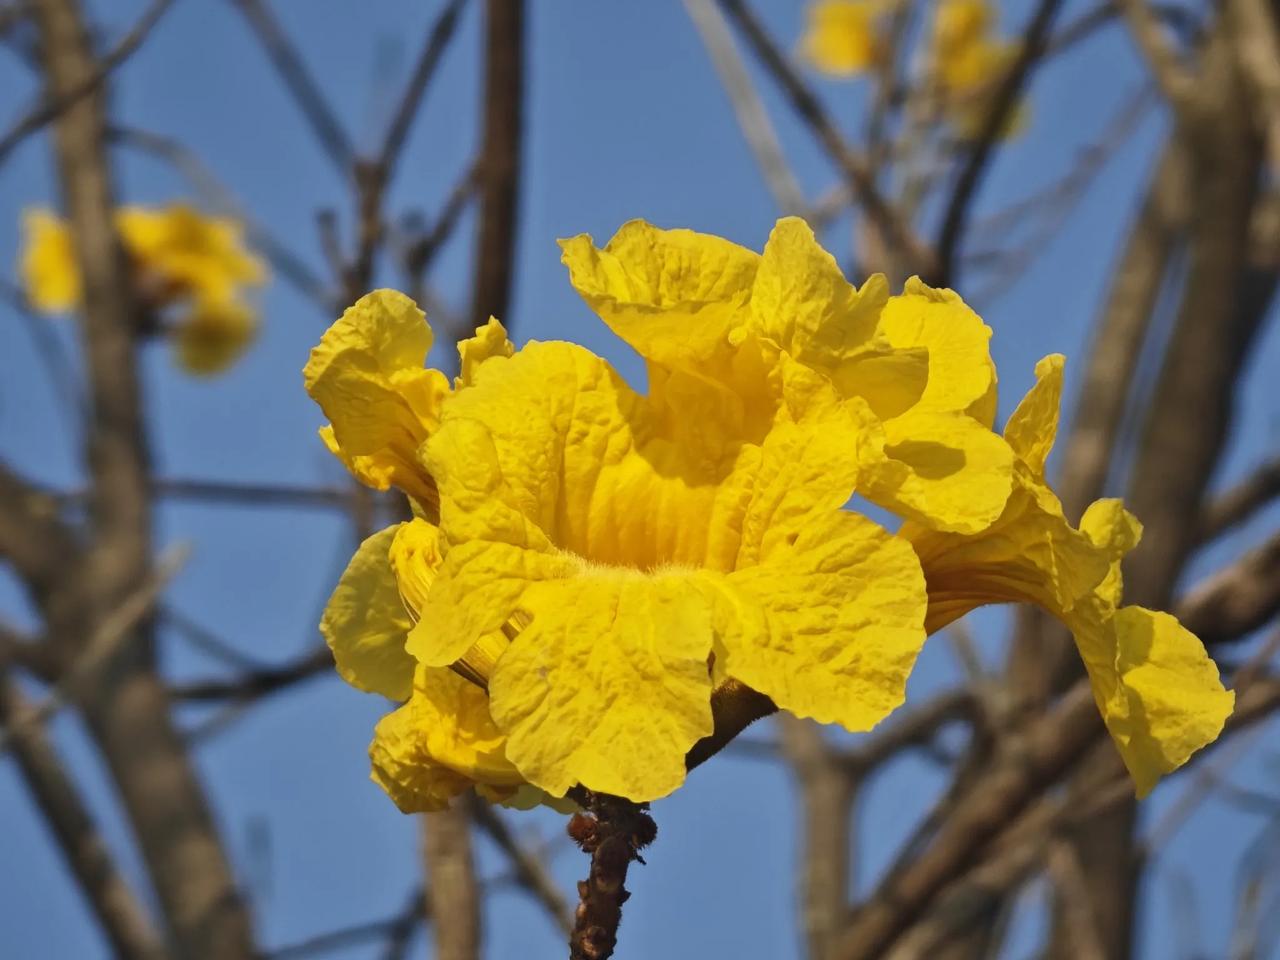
[424,806,481,960]
[401,161,480,306]
[1231,0,1280,179]
[1197,458,1280,544]
[267,885,425,960]
[966,85,1156,304]
[833,682,1105,960]
[467,795,573,935]
[0,460,79,598]
[0,623,60,683]
[0,676,167,960]
[0,0,175,166]
[1177,523,1280,647]
[717,0,932,280]
[1115,0,1199,115]
[782,717,853,960]
[169,644,332,703]
[228,0,353,177]
[840,689,979,776]
[0,277,89,438]
[933,0,1067,286]
[683,0,807,217]
[469,0,524,331]
[0,543,187,754]
[378,0,468,179]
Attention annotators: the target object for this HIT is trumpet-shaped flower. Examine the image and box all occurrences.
[17,204,266,375]
[801,0,891,76]
[310,218,1231,811]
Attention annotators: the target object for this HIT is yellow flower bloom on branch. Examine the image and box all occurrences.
[309,218,1230,810]
[17,203,266,376]
[802,0,890,76]
[928,0,1026,140]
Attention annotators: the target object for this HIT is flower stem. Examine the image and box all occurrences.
[566,790,657,960]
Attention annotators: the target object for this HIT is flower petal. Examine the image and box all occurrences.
[864,410,1015,533]
[714,509,927,731]
[171,297,258,375]
[488,573,716,800]
[304,290,448,506]
[370,666,525,812]
[456,316,514,388]
[802,0,885,75]
[877,277,996,415]
[20,209,81,313]
[320,525,415,700]
[1106,607,1234,797]
[1003,353,1064,476]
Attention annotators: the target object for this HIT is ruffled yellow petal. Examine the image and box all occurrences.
[864,410,1015,533]
[456,316,514,388]
[877,278,995,415]
[559,220,762,418]
[370,666,525,812]
[907,357,1232,792]
[171,297,258,375]
[304,290,449,507]
[801,0,886,76]
[713,509,927,730]
[1107,608,1233,796]
[320,525,415,701]
[1003,354,1064,476]
[20,209,81,313]
[489,572,717,800]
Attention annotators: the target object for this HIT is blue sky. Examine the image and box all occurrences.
[2,1,1279,957]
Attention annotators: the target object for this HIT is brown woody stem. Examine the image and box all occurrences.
[566,791,657,960]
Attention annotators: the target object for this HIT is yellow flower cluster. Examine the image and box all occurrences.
[801,0,1025,139]
[19,204,266,375]
[307,218,1232,810]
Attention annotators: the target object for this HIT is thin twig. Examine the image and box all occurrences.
[717,0,932,280]
[1196,458,1280,544]
[379,0,468,177]
[0,0,175,165]
[169,645,333,702]
[228,0,353,177]
[467,795,573,935]
[683,0,807,216]
[267,885,426,960]
[1115,0,1199,114]
[933,0,1067,285]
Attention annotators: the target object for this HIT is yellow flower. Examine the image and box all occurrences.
[801,0,890,76]
[20,209,81,313]
[16,204,266,376]
[115,204,266,305]
[928,0,1025,140]
[311,284,930,802]
[905,355,1234,795]
[311,218,1230,809]
[170,297,258,376]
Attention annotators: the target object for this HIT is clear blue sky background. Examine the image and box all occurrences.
[2,1,1279,958]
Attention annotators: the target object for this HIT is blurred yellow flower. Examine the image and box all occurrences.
[309,218,1230,810]
[929,0,1025,139]
[17,203,266,375]
[801,0,890,76]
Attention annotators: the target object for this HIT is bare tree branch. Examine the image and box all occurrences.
[424,806,481,960]
[683,0,807,217]
[467,795,573,935]
[716,0,933,281]
[933,0,1068,285]
[1115,0,1199,114]
[228,0,353,178]
[1197,458,1280,545]
[1,676,167,960]
[0,0,175,165]
[469,0,524,332]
